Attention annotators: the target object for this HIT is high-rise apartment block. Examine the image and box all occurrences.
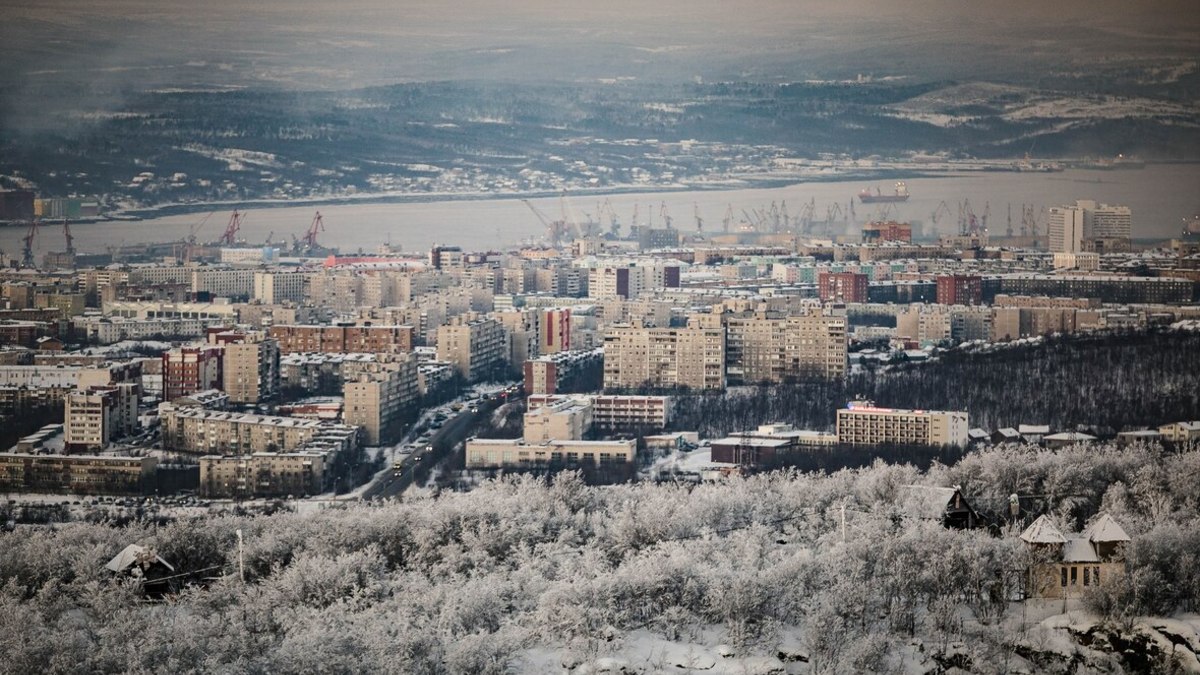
[437,316,507,381]
[602,315,725,390]
[1048,205,1086,253]
[162,345,223,402]
[64,383,139,452]
[724,310,847,385]
[219,334,280,404]
[343,356,419,445]
[541,308,571,354]
[1049,200,1132,253]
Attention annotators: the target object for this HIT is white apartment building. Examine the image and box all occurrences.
[1048,205,1086,253]
[193,268,257,298]
[253,271,308,304]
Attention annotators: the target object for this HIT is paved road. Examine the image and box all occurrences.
[362,398,501,500]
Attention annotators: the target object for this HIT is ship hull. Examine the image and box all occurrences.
[859,195,910,204]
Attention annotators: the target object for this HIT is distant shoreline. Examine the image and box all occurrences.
[109,160,1198,222]
[114,169,951,220]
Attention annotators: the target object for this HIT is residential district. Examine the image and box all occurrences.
[1,193,1198,605]
[0,195,1196,501]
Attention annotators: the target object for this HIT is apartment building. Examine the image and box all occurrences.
[522,348,603,395]
[994,275,1193,304]
[82,316,219,344]
[343,356,419,445]
[494,308,541,368]
[192,268,257,298]
[587,262,681,300]
[602,316,725,391]
[268,324,415,355]
[0,454,158,496]
[836,401,969,447]
[861,220,913,244]
[63,383,139,452]
[162,345,223,402]
[523,397,592,443]
[199,452,327,498]
[219,334,281,404]
[436,316,507,381]
[527,393,673,433]
[935,275,983,306]
[465,437,636,469]
[158,403,359,456]
[253,271,308,303]
[896,304,992,344]
[818,272,869,303]
[540,308,572,354]
[724,310,848,385]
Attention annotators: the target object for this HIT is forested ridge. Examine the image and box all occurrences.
[2,442,1199,673]
[670,328,1200,438]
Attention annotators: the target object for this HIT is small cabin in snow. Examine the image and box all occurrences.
[1019,513,1130,599]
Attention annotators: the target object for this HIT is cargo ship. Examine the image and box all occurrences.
[858,181,910,204]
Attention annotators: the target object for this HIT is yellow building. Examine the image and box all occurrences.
[836,401,969,447]
[465,437,636,469]
[602,316,725,391]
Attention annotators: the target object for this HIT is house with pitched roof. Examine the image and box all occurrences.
[900,485,985,530]
[1019,513,1131,599]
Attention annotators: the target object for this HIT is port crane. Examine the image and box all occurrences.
[218,210,245,246]
[61,218,75,256]
[523,199,571,246]
[722,204,734,233]
[693,203,703,232]
[659,202,673,230]
[598,198,620,237]
[797,198,816,234]
[299,211,326,251]
[20,219,39,268]
[930,201,953,236]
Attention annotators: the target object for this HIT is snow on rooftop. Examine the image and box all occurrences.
[1082,513,1131,544]
[1020,515,1066,544]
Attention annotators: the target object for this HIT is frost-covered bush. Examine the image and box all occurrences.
[0,443,1198,673]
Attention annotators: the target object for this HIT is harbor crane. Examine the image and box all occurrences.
[62,218,75,255]
[20,219,39,268]
[523,199,570,246]
[659,202,673,230]
[218,210,244,246]
[930,201,953,236]
[723,204,734,233]
[693,203,703,232]
[300,211,326,250]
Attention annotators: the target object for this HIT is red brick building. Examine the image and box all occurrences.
[162,345,223,402]
[818,272,869,303]
[936,275,983,305]
[862,220,913,244]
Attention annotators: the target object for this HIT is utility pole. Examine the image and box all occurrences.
[840,503,847,543]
